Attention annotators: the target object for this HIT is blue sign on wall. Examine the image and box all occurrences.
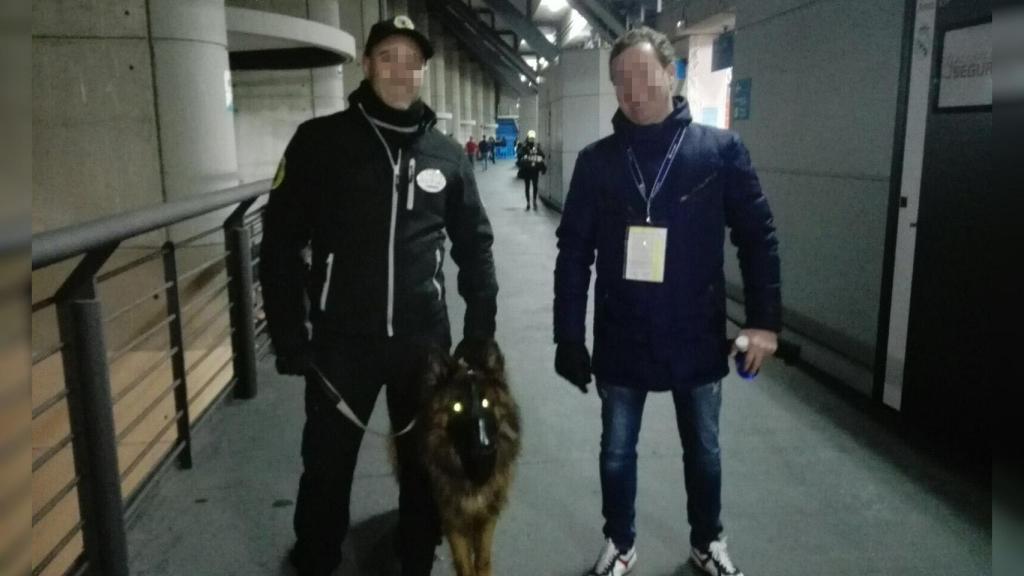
[676,58,687,80]
[495,119,518,160]
[732,78,751,121]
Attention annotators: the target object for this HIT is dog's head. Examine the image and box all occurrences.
[423,341,509,486]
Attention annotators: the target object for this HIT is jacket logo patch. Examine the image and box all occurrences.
[271,157,286,190]
[416,168,446,193]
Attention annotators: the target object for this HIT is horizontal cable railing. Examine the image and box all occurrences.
[29,180,272,576]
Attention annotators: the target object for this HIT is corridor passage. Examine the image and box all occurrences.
[126,161,990,576]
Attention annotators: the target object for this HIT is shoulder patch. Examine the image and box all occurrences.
[271,157,286,190]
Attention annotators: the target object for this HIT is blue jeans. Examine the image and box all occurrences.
[598,381,724,551]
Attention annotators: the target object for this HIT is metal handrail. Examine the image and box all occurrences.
[32,179,269,270]
[29,179,273,576]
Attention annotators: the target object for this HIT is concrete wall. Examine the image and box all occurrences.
[459,51,475,143]
[230,0,349,185]
[445,39,463,140]
[338,0,381,94]
[32,0,164,235]
[539,47,617,207]
[429,28,450,134]
[728,0,906,391]
[518,93,539,137]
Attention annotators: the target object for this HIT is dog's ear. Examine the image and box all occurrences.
[423,347,453,389]
[480,340,505,378]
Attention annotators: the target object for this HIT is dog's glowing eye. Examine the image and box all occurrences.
[481,398,490,409]
[452,402,463,413]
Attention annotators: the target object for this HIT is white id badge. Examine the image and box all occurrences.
[624,226,667,283]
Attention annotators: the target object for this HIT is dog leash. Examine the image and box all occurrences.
[309,363,417,439]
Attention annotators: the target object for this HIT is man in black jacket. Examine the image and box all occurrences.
[259,15,499,576]
[516,130,547,210]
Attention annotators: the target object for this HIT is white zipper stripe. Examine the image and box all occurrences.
[358,103,400,337]
[432,248,442,301]
[319,253,335,311]
[406,158,416,211]
[386,149,400,337]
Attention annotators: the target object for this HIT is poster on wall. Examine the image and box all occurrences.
[936,20,991,110]
[712,32,734,72]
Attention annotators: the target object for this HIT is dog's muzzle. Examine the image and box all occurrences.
[455,416,498,485]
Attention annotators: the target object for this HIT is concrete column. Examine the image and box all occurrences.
[338,0,380,93]
[484,78,495,133]
[429,26,448,134]
[446,40,462,142]
[308,0,346,116]
[231,0,353,187]
[477,71,486,139]
[406,0,431,107]
[460,52,474,142]
[537,47,615,208]
[149,0,239,240]
[474,68,482,139]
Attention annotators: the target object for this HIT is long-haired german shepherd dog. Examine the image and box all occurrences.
[419,341,521,576]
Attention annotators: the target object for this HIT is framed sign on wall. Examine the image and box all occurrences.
[934,19,991,112]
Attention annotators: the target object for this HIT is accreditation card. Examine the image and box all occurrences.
[623,225,667,283]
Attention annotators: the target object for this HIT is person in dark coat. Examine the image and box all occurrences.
[478,137,490,171]
[516,130,547,210]
[260,15,499,576]
[553,27,780,576]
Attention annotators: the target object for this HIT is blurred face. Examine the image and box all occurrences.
[611,43,675,125]
[362,35,425,110]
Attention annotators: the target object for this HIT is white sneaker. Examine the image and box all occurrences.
[586,538,637,576]
[690,538,744,576]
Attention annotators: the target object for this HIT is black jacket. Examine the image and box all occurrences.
[259,83,498,357]
[516,142,547,179]
[554,98,780,390]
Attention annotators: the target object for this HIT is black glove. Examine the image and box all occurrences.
[453,337,492,370]
[275,348,313,376]
[555,342,591,393]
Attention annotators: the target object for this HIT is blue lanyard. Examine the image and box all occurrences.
[626,126,687,223]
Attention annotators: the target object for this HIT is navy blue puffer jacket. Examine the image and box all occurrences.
[553,99,781,391]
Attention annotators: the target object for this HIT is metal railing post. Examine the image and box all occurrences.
[55,245,130,576]
[224,201,258,399]
[161,241,193,469]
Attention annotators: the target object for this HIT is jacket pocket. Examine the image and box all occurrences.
[679,170,719,204]
[319,252,335,311]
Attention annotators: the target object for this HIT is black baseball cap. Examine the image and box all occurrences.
[364,15,435,60]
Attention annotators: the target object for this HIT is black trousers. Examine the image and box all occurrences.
[523,174,539,206]
[293,332,449,575]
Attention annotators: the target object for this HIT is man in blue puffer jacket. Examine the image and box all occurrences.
[553,27,781,576]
